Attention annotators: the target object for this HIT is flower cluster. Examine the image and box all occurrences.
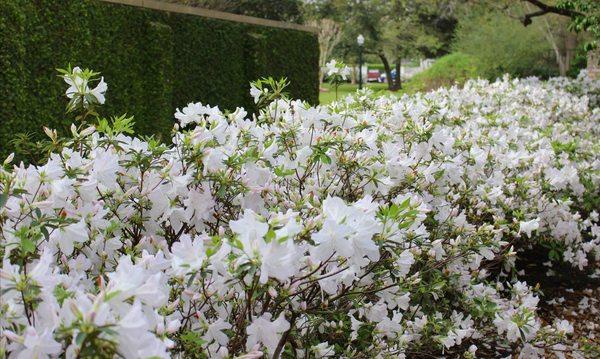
[59,66,107,114]
[0,69,598,358]
[324,59,351,81]
[324,59,352,102]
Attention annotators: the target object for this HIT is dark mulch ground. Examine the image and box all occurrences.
[517,247,600,358]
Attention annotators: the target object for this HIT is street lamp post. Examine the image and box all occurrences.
[357,34,364,90]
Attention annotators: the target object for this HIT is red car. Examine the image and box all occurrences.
[367,69,381,82]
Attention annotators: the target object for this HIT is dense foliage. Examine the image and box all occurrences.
[453,11,558,80]
[402,53,481,93]
[0,68,599,358]
[551,0,599,49]
[0,0,319,161]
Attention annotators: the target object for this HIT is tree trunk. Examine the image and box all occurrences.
[319,69,324,87]
[557,53,568,77]
[379,52,394,90]
[394,60,402,90]
[588,48,600,80]
[564,30,577,74]
[311,19,343,87]
[541,17,566,76]
[536,14,577,76]
[554,30,577,76]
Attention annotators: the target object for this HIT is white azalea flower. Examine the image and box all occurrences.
[17,326,61,359]
[519,218,540,238]
[204,318,232,346]
[171,234,206,276]
[396,249,414,277]
[246,313,290,355]
[90,77,107,104]
[250,85,263,104]
[50,219,88,256]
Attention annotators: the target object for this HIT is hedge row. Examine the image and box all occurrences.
[0,0,319,159]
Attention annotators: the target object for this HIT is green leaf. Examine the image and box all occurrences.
[53,285,74,305]
[104,290,121,302]
[40,226,50,240]
[20,238,36,254]
[398,197,411,210]
[274,166,294,177]
[388,204,400,219]
[319,153,332,164]
[76,332,87,346]
[265,228,276,243]
[398,220,413,230]
[181,330,207,347]
[99,327,118,336]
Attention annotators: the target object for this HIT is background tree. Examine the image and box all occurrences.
[454,3,557,78]
[327,0,455,91]
[520,0,600,77]
[531,12,579,76]
[302,1,347,86]
[379,14,440,90]
[462,0,589,76]
[309,19,343,86]
[520,0,599,47]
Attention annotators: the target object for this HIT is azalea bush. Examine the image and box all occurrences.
[0,66,599,358]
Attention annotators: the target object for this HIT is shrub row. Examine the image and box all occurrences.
[1,67,598,358]
[0,0,319,159]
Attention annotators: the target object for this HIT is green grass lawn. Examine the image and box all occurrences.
[319,82,401,104]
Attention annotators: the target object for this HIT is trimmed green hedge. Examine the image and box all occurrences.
[0,0,319,159]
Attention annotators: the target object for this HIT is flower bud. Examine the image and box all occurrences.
[268,287,278,298]
[3,152,14,165]
[81,126,96,136]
